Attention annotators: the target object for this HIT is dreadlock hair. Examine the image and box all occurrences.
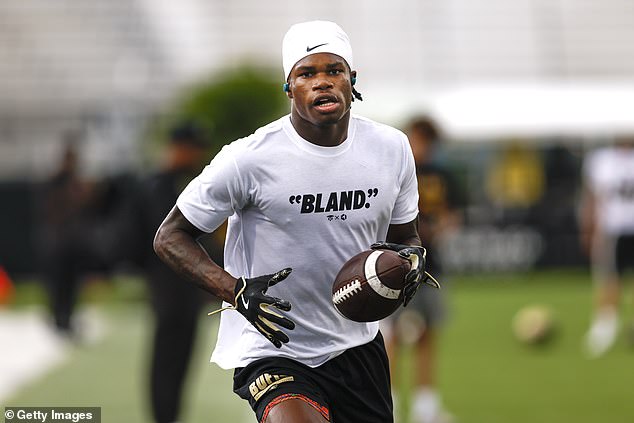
[352,87,363,101]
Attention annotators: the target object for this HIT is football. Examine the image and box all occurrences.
[332,249,411,322]
[512,304,557,345]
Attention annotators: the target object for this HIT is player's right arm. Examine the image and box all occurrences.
[154,205,295,347]
[153,205,236,303]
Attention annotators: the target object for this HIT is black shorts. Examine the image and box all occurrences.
[614,234,634,274]
[593,233,634,281]
[233,332,393,423]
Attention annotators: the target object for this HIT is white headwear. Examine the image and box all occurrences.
[282,21,354,81]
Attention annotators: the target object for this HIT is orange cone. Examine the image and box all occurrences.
[0,265,14,305]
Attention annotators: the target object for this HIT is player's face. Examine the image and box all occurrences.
[287,53,355,127]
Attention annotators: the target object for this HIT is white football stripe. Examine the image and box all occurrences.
[365,251,401,300]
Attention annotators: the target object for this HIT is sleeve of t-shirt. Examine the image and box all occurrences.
[390,133,420,224]
[176,143,248,233]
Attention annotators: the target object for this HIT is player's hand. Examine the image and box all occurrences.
[234,268,295,348]
[370,242,440,306]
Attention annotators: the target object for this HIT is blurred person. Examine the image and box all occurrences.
[383,116,462,423]
[38,132,102,337]
[153,21,439,423]
[133,123,217,423]
[579,137,634,358]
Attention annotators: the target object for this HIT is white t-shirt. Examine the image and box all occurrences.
[584,146,634,235]
[177,114,419,369]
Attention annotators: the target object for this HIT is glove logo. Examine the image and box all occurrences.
[241,296,250,309]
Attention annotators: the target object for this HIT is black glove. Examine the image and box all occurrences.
[370,242,440,306]
[234,268,295,348]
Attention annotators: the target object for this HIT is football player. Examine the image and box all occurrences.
[580,137,634,358]
[154,21,437,423]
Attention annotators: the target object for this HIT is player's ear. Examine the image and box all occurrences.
[350,70,357,86]
[283,81,293,99]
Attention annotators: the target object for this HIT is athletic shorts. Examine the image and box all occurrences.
[593,233,634,281]
[233,333,393,423]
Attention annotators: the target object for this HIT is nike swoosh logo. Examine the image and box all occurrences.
[306,43,328,52]
[241,296,249,309]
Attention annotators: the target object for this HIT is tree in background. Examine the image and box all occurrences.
[153,65,289,156]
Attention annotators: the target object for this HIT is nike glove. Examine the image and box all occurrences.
[234,268,295,348]
[370,242,440,306]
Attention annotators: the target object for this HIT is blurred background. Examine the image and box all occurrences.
[1,1,633,422]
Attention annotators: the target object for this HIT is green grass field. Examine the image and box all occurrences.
[3,270,633,423]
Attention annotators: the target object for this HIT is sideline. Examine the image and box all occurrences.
[0,306,107,402]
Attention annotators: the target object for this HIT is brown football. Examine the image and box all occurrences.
[332,249,411,322]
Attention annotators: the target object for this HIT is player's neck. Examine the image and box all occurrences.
[290,111,351,147]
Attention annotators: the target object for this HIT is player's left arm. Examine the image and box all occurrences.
[384,217,421,247]
[372,217,440,306]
